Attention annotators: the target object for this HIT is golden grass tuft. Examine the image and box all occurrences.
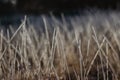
[0,12,120,80]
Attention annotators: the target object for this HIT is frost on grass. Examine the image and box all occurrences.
[0,11,120,80]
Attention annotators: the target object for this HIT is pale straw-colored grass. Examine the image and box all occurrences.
[0,11,120,80]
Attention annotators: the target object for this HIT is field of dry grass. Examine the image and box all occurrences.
[0,11,120,80]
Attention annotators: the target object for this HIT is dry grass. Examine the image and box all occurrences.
[0,11,120,80]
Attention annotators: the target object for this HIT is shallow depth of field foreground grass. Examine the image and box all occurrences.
[0,11,120,80]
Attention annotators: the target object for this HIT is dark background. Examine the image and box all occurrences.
[0,0,120,33]
[0,0,120,14]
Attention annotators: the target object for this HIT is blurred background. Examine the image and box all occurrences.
[0,0,120,14]
[0,0,120,30]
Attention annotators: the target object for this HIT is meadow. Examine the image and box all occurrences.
[0,10,120,80]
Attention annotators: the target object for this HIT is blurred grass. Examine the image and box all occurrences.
[0,11,120,80]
